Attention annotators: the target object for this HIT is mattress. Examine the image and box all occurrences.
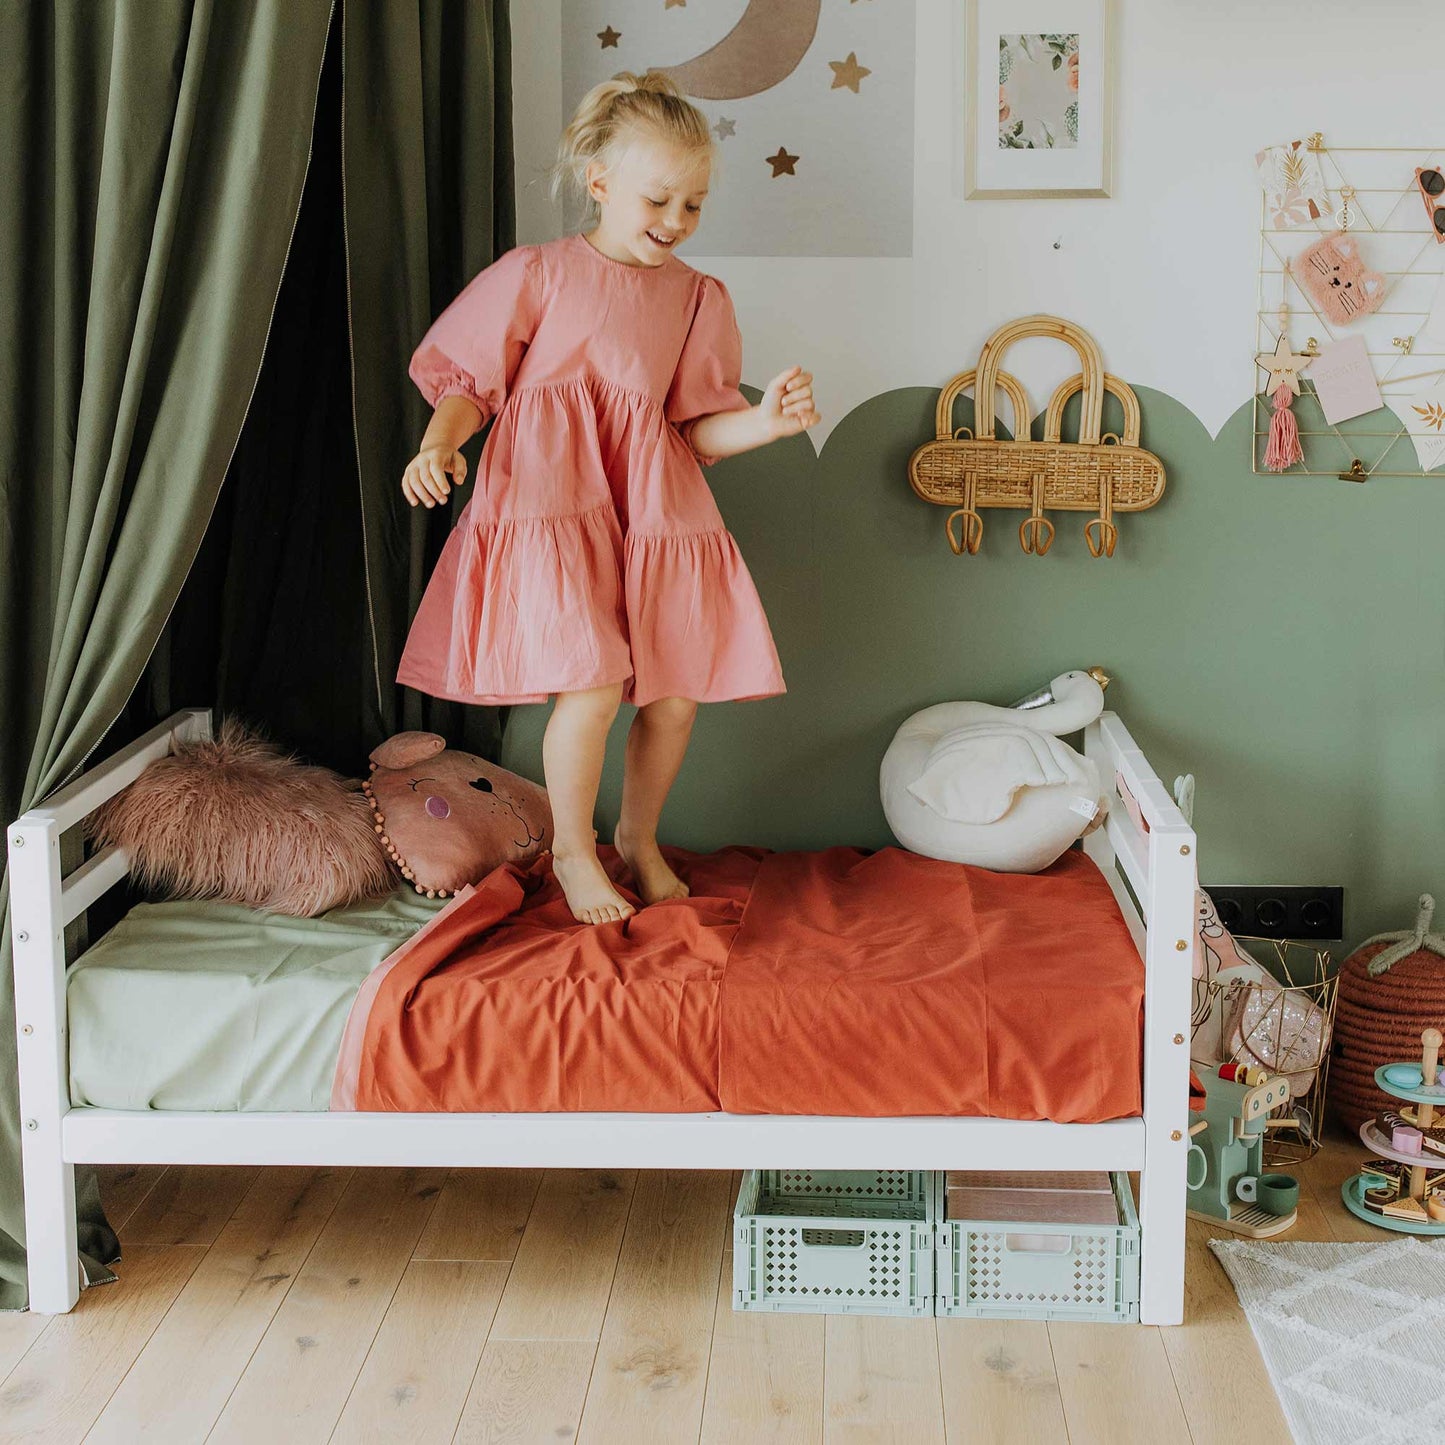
[67,889,446,1111]
[68,847,1145,1122]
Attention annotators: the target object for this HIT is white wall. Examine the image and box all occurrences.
[512,1,1445,442]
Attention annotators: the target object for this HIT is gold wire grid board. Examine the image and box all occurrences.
[1253,138,1445,479]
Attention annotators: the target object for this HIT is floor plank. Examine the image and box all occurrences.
[1156,1220,1290,1445]
[330,1258,509,1443]
[454,1339,597,1445]
[0,1307,50,1386]
[84,1167,352,1445]
[577,1170,732,1443]
[935,1318,1068,1444]
[0,1245,204,1444]
[94,1164,168,1234]
[488,1170,636,1343]
[119,1164,260,1247]
[1048,1320,1190,1445]
[413,1167,542,1262]
[823,1314,945,1444]
[206,1167,447,1445]
[701,1245,825,1444]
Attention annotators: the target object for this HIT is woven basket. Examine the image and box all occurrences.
[908,315,1166,557]
[1331,893,1445,1132]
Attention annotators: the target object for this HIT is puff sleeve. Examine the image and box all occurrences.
[408,245,543,421]
[664,274,752,467]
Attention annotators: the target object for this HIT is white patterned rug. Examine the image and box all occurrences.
[1210,1236,1445,1444]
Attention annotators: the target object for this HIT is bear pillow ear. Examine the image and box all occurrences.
[369,732,447,771]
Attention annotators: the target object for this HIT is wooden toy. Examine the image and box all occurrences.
[1342,1027,1445,1235]
[1185,1066,1300,1237]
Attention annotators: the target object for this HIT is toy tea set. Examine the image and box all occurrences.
[1342,1027,1445,1233]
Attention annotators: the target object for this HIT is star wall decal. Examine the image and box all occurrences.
[767,147,799,177]
[1257,334,1312,398]
[714,116,736,140]
[829,52,871,92]
[597,25,621,49]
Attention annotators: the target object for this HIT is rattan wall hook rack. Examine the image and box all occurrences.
[909,315,1166,557]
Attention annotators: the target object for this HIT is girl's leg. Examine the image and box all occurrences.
[614,695,698,905]
[544,682,635,925]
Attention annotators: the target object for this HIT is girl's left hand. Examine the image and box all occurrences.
[761,365,821,439]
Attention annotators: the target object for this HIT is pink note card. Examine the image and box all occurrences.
[1309,335,1382,424]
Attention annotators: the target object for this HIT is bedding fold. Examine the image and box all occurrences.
[335,845,1144,1122]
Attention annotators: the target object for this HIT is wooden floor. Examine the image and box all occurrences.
[0,1134,1376,1443]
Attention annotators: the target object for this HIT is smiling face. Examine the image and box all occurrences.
[585,135,711,267]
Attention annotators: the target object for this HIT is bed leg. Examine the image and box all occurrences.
[1138,1145,1185,1325]
[11,815,81,1313]
[23,1137,80,1314]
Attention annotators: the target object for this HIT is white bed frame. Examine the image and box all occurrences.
[10,707,1196,1320]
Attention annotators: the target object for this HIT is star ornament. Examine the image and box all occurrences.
[1257,334,1311,398]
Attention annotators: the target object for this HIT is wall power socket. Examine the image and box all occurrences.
[1203,885,1344,941]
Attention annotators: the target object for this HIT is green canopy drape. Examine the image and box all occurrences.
[126,0,514,774]
[0,0,515,1309]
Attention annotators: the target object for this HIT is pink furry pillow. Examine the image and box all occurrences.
[87,717,396,917]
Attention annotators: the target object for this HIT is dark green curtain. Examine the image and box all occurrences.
[0,0,514,1309]
[0,0,336,1311]
[131,0,515,774]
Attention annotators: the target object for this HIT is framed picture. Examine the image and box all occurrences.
[965,0,1114,199]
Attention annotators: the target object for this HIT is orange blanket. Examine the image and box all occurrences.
[332,845,1143,1121]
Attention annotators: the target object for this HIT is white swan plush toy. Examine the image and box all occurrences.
[880,668,1113,873]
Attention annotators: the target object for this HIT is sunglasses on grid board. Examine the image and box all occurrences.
[1417,166,1445,241]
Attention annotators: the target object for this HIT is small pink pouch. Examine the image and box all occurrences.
[1293,233,1386,325]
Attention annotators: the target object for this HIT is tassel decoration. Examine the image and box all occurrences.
[1264,386,1303,472]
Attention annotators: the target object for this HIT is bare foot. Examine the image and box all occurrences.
[614,827,690,906]
[551,850,636,925]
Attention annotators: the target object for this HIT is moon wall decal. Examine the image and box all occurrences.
[657,0,822,100]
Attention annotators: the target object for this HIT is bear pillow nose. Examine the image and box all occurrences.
[470,777,494,793]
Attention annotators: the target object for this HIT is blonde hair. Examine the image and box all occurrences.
[550,70,715,215]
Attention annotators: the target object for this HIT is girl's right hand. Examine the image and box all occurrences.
[402,445,468,508]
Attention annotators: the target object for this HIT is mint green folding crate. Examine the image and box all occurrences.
[733,1170,934,1316]
[935,1171,1140,1323]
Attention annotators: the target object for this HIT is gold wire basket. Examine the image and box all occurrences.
[1191,937,1339,1167]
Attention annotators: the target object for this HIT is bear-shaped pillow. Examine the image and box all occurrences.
[364,733,553,898]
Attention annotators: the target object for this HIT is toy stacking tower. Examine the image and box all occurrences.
[1343,1027,1445,1232]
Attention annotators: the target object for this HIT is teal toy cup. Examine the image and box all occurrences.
[1256,1174,1299,1216]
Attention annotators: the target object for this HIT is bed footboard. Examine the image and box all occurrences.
[9,709,212,1312]
[1084,713,1197,1325]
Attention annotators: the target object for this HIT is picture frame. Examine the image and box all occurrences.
[965,0,1115,200]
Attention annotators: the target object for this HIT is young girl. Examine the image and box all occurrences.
[397,70,820,926]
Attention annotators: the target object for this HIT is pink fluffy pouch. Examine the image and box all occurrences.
[365,733,553,898]
[86,717,396,917]
[1292,232,1386,325]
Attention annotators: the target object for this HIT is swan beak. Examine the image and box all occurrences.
[1087,666,1113,691]
[1010,683,1055,711]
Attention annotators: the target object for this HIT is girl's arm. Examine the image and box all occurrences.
[685,365,820,465]
[403,395,484,508]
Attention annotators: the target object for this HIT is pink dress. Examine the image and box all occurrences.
[397,231,786,708]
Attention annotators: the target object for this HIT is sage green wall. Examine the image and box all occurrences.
[498,385,1445,948]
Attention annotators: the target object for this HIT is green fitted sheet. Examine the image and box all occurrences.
[67,888,447,1111]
